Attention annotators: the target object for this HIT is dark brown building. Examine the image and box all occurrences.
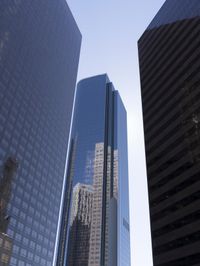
[138,0,200,265]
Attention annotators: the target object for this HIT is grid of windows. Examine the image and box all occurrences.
[0,1,81,265]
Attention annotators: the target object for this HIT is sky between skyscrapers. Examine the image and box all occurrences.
[67,1,165,266]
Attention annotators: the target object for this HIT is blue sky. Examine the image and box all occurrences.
[67,1,166,266]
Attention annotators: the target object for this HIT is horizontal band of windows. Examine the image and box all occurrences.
[150,163,199,201]
[155,251,200,266]
[138,17,199,67]
[145,111,181,148]
[152,210,200,239]
[148,146,188,176]
[142,44,200,120]
[144,84,200,144]
[152,199,200,231]
[149,162,192,194]
[142,38,200,102]
[148,127,200,168]
[151,178,200,215]
[143,54,200,125]
[149,156,190,187]
[147,131,184,162]
[141,19,200,103]
[150,173,200,207]
[138,20,177,59]
[154,231,200,256]
[145,79,200,140]
[147,136,184,168]
[139,18,194,72]
[153,219,200,248]
[151,190,200,222]
[149,131,200,178]
[145,118,181,151]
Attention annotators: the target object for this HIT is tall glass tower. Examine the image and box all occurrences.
[57,74,131,266]
[138,1,200,265]
[0,1,81,265]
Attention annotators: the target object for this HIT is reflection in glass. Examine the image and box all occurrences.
[58,74,131,266]
[0,157,18,265]
[67,183,93,265]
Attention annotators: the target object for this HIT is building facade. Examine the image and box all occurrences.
[0,1,81,265]
[57,74,131,266]
[138,1,200,265]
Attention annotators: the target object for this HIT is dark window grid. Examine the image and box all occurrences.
[141,21,200,91]
[152,162,194,195]
[147,76,200,145]
[140,18,200,95]
[148,126,199,168]
[142,46,200,119]
[153,231,200,256]
[147,85,199,148]
[148,111,200,173]
[147,134,185,166]
[149,160,191,192]
[139,17,186,61]
[150,161,200,197]
[145,115,181,146]
[151,173,200,207]
[145,98,182,137]
[151,190,200,222]
[147,129,184,168]
[145,75,199,143]
[149,146,188,176]
[153,210,200,238]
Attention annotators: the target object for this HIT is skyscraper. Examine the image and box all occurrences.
[138,1,200,265]
[0,1,81,265]
[57,74,131,266]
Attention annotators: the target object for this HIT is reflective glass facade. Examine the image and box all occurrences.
[116,94,131,266]
[57,74,130,266]
[139,1,200,265]
[0,1,81,265]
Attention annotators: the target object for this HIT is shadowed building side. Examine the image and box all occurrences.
[139,1,200,265]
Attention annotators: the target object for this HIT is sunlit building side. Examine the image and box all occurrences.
[0,1,81,265]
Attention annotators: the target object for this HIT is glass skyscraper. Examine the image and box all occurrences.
[0,1,81,265]
[57,74,131,266]
[138,1,200,265]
